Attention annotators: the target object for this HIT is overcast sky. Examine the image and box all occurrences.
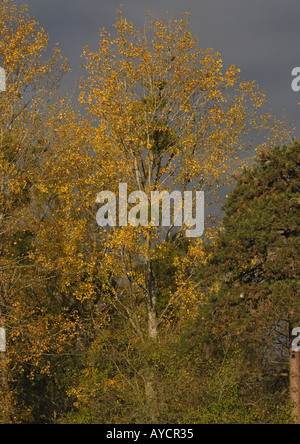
[14,0,300,136]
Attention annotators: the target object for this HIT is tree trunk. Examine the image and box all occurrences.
[144,233,159,423]
[147,297,158,341]
[144,366,157,423]
[145,293,158,423]
[290,347,300,424]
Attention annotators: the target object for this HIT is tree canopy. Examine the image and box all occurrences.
[0,1,298,424]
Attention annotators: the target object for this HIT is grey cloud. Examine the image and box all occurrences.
[12,0,300,134]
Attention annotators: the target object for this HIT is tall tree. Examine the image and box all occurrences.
[199,141,300,423]
[73,11,293,422]
[0,0,68,422]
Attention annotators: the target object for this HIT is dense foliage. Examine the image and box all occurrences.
[0,0,298,424]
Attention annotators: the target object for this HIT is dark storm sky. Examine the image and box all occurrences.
[14,0,300,136]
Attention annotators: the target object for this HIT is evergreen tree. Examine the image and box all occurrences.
[197,141,300,422]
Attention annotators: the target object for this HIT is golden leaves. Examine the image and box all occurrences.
[0,7,296,424]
